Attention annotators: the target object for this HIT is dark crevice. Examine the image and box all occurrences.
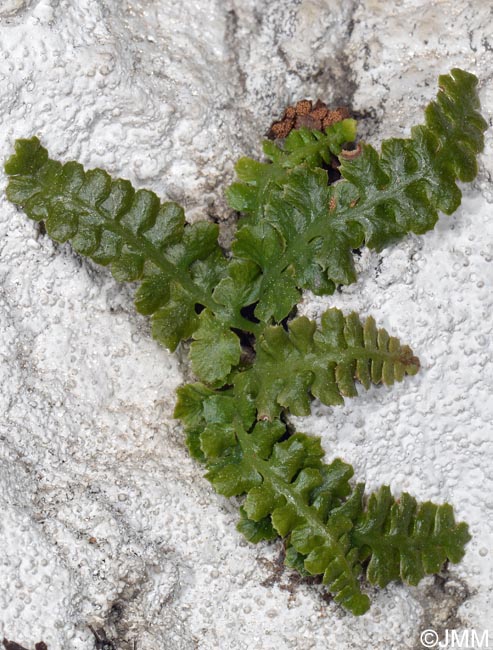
[2,641,47,650]
[194,303,206,315]
[88,625,117,650]
[280,305,298,331]
[240,302,261,324]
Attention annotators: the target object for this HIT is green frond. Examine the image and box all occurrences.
[174,387,469,615]
[234,308,419,419]
[226,119,357,221]
[335,71,486,253]
[5,138,227,352]
[337,71,487,251]
[4,139,265,380]
[229,69,487,322]
[7,68,483,616]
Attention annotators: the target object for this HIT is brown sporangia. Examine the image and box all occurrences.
[2,640,48,650]
[268,99,350,139]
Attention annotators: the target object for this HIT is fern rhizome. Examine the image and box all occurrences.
[5,69,486,615]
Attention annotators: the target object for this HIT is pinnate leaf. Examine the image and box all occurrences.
[229,69,487,322]
[175,388,470,615]
[335,68,487,251]
[5,137,226,352]
[234,308,420,419]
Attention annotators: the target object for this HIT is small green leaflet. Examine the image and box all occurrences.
[226,119,357,220]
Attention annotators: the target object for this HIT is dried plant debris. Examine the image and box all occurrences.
[268,99,351,139]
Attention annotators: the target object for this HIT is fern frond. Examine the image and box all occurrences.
[174,386,470,615]
[229,69,487,322]
[226,119,357,220]
[4,138,266,376]
[233,308,419,419]
[5,138,224,351]
[335,69,487,250]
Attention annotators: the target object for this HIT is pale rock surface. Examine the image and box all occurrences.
[0,1,492,649]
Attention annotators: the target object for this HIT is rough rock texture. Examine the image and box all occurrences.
[0,1,492,648]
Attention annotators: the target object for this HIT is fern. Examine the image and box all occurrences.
[5,139,272,376]
[175,386,470,615]
[5,68,486,616]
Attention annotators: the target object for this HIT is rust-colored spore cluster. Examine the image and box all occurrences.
[268,100,350,139]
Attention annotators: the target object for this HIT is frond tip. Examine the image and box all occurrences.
[352,487,471,588]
